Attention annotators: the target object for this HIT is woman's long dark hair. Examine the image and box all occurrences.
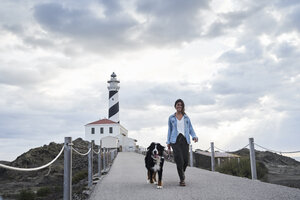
[174,99,185,115]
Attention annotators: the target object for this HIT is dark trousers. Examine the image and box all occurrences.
[171,134,189,181]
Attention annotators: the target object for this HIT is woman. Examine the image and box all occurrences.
[167,99,198,186]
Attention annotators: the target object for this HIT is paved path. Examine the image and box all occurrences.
[89,152,300,200]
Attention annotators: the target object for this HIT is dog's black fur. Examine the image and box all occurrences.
[145,142,165,189]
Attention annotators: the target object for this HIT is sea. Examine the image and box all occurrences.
[294,157,300,162]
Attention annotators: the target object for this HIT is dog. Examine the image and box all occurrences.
[145,142,165,189]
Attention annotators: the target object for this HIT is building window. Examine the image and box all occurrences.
[91,128,95,134]
[100,127,104,134]
[109,127,113,134]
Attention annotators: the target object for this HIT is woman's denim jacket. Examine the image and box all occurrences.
[167,113,198,145]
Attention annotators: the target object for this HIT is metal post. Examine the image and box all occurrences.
[189,145,193,167]
[108,150,111,163]
[88,140,94,187]
[64,137,72,200]
[249,138,257,180]
[106,149,108,166]
[98,141,102,177]
[211,142,215,172]
[103,147,106,172]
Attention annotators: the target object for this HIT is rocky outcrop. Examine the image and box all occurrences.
[0,138,99,200]
[233,148,300,189]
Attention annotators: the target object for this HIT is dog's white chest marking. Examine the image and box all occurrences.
[152,157,161,171]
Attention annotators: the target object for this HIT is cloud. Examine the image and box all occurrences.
[135,0,210,45]
[205,2,280,37]
[272,41,300,59]
[121,81,215,109]
[0,67,45,87]
[31,0,214,53]
[275,0,300,8]
[33,2,139,53]
[0,0,300,161]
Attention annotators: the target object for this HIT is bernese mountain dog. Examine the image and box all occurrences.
[145,142,165,189]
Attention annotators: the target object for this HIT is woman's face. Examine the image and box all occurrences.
[175,102,183,113]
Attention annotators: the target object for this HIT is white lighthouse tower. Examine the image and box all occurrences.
[107,72,120,123]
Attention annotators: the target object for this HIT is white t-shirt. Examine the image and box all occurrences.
[177,117,185,135]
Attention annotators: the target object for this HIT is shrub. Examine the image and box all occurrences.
[54,186,63,193]
[216,157,268,180]
[37,187,51,197]
[17,189,35,200]
[73,170,88,184]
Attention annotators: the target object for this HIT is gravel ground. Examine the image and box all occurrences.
[89,152,300,200]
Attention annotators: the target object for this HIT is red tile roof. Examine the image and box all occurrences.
[86,119,118,126]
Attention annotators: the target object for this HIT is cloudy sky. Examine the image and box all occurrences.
[0,0,299,161]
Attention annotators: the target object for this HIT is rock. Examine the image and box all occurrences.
[233,148,300,189]
[0,137,99,200]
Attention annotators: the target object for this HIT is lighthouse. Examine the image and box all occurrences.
[107,72,120,123]
[84,72,137,151]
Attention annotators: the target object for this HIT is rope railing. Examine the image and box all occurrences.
[205,147,211,151]
[93,149,101,154]
[0,145,64,171]
[72,147,91,156]
[214,144,249,153]
[254,143,300,154]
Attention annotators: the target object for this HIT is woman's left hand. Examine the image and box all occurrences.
[193,137,198,143]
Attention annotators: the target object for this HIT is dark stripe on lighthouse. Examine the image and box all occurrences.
[109,91,118,99]
[109,102,119,118]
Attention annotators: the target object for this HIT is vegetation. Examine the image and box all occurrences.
[73,170,88,184]
[36,187,51,197]
[17,189,35,200]
[216,158,268,180]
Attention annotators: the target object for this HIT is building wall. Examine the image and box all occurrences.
[123,137,136,152]
[101,136,118,149]
[85,124,120,145]
[120,125,128,137]
[85,122,134,151]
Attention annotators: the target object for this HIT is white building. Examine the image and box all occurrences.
[85,118,137,150]
[101,136,118,149]
[84,73,137,151]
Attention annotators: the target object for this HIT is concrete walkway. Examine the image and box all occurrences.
[89,152,300,200]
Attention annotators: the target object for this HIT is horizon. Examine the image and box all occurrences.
[1,0,300,162]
